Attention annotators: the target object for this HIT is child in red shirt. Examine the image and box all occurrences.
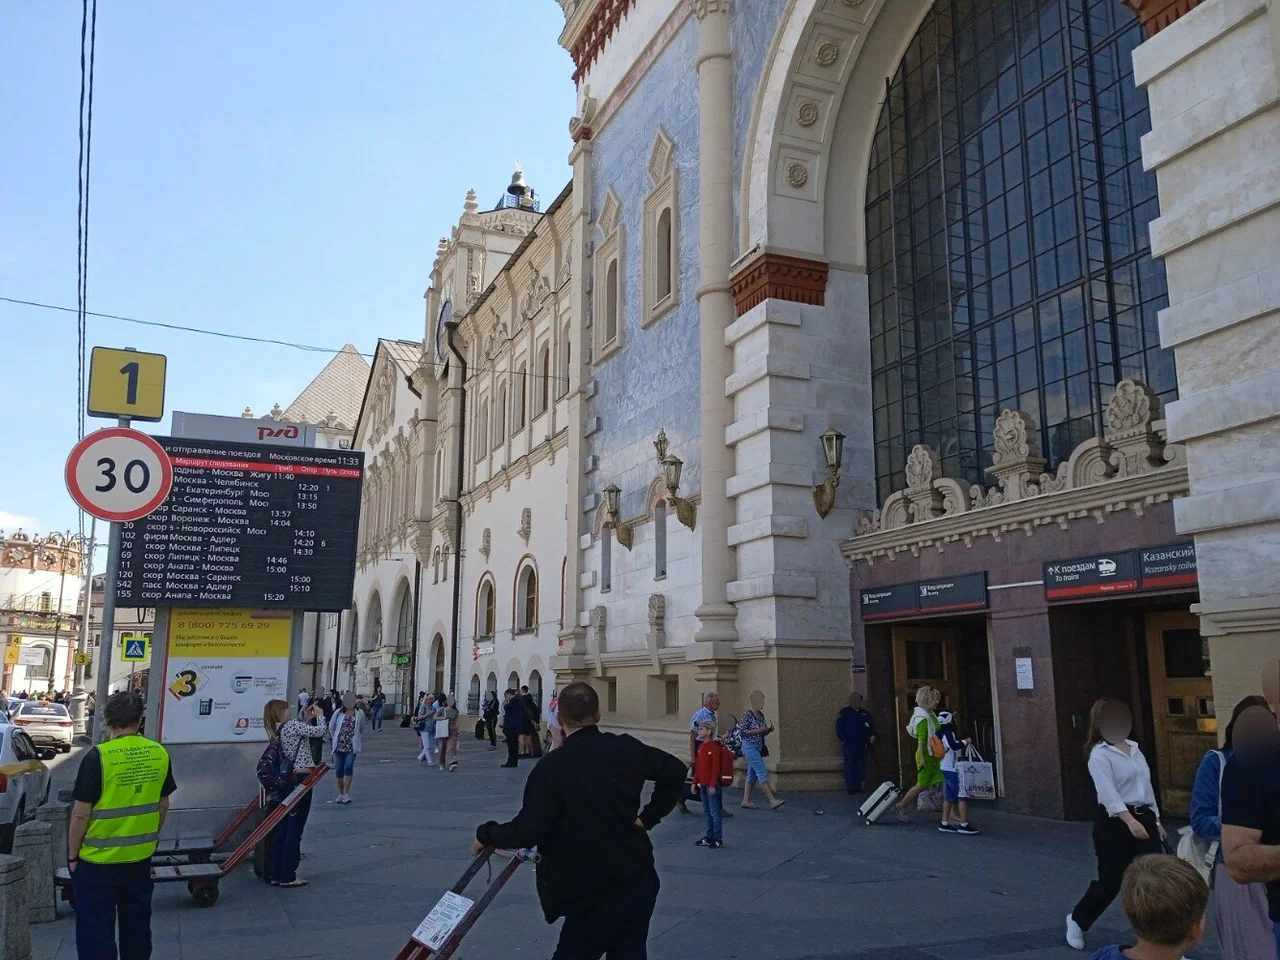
[693,719,729,848]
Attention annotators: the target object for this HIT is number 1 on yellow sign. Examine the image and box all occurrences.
[87,346,167,422]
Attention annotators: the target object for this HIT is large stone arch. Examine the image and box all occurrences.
[740,0,934,266]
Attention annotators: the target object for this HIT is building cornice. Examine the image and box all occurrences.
[729,249,829,317]
[463,428,569,512]
[1122,0,1206,35]
[560,0,639,83]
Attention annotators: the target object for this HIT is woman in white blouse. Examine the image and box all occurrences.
[1065,698,1165,951]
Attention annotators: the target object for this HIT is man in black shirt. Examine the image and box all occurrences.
[1221,694,1280,956]
[474,682,685,959]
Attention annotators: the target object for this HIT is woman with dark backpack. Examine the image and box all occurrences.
[259,699,327,888]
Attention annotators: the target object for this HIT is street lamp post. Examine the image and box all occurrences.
[68,519,97,735]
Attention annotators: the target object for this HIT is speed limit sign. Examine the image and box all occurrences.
[65,427,173,522]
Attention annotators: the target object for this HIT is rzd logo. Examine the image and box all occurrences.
[257,425,299,440]
[233,717,250,736]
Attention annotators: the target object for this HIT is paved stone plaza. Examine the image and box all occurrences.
[33,730,1224,960]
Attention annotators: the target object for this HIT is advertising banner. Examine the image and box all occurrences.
[159,608,291,744]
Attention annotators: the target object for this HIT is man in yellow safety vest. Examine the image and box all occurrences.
[67,691,176,960]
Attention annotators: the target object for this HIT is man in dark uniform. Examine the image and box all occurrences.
[67,691,176,960]
[474,682,685,959]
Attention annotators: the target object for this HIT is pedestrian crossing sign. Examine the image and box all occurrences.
[121,636,149,661]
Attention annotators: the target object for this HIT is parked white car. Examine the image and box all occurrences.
[0,725,51,853]
[12,701,74,754]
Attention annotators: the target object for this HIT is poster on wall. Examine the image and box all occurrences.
[158,608,291,744]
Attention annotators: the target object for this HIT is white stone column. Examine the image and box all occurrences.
[690,0,739,652]
[555,134,595,672]
[1132,0,1280,712]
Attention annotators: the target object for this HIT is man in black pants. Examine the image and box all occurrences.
[500,689,524,768]
[474,682,685,959]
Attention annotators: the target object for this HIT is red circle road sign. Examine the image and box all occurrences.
[65,428,173,522]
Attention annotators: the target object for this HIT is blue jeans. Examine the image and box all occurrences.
[743,741,768,785]
[332,750,356,778]
[1273,921,1279,959]
[842,742,868,793]
[266,789,312,884]
[371,705,382,730]
[552,868,660,960]
[699,785,723,843]
[71,858,154,960]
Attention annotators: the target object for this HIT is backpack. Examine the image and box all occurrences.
[257,735,303,798]
[1176,749,1224,883]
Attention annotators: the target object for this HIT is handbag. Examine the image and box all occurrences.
[434,718,451,740]
[956,744,997,801]
[1176,749,1223,883]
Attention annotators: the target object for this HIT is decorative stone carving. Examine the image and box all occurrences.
[647,129,675,182]
[795,100,819,128]
[690,0,729,20]
[479,528,491,561]
[645,594,666,673]
[785,162,808,188]
[814,40,840,67]
[848,380,1185,555]
[729,251,829,316]
[518,507,531,545]
[587,604,607,678]
[558,243,572,289]
[905,444,940,489]
[842,0,865,5]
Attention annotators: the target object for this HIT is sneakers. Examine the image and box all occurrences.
[694,837,722,848]
[339,794,351,804]
[956,822,980,835]
[1065,914,1085,951]
[938,822,959,833]
[449,762,459,772]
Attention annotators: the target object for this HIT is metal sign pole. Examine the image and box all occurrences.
[68,516,98,734]
[92,415,130,743]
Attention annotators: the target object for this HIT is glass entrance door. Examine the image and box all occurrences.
[1145,611,1215,819]
[891,625,960,789]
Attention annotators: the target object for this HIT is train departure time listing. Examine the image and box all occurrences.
[114,437,363,610]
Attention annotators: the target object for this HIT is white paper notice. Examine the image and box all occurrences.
[1015,657,1034,690]
[411,891,475,950]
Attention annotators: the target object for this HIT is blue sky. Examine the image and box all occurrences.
[0,2,575,548]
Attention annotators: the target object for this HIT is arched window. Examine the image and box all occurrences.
[496,387,507,447]
[395,588,413,650]
[560,556,567,629]
[363,597,383,652]
[434,451,444,503]
[432,547,441,584]
[477,579,496,638]
[558,323,571,399]
[865,0,1170,503]
[346,608,359,659]
[537,345,550,416]
[656,208,673,302]
[604,261,619,345]
[431,634,445,695]
[515,563,537,634]
[486,672,498,694]
[654,500,667,579]
[601,526,612,593]
[515,365,527,428]
[508,671,520,692]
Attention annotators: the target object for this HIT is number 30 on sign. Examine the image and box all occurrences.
[65,428,173,522]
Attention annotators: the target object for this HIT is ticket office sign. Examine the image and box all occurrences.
[158,608,291,744]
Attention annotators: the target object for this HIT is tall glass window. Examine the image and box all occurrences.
[865,0,1174,504]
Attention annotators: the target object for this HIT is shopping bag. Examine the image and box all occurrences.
[434,718,451,740]
[916,783,944,812]
[956,745,996,801]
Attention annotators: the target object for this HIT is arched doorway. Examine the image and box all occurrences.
[507,671,520,693]
[345,607,359,689]
[432,634,445,697]
[468,675,481,715]
[486,672,498,694]
[394,586,414,716]
[527,669,543,714]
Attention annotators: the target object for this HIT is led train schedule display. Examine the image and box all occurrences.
[114,438,363,610]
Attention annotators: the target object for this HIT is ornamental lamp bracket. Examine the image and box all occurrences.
[813,427,845,518]
[603,483,634,550]
[660,454,696,531]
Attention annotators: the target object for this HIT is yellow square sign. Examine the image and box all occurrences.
[87,346,167,422]
[4,647,19,666]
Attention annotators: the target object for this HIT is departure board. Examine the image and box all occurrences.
[114,437,364,610]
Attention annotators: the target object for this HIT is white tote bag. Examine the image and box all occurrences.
[956,744,997,801]
[434,718,451,740]
[1176,750,1223,883]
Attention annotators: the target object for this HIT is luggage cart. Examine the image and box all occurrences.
[150,789,265,865]
[393,847,540,959]
[56,763,329,908]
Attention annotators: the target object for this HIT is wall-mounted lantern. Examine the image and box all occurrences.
[661,453,697,531]
[603,483,634,550]
[812,427,845,518]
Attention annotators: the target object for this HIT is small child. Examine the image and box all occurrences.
[937,710,979,835]
[1088,854,1207,960]
[692,719,730,848]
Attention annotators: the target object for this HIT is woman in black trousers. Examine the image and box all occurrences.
[1065,698,1165,951]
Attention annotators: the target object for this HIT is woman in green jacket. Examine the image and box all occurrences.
[895,685,943,821]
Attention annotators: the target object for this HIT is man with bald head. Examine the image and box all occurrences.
[680,692,733,817]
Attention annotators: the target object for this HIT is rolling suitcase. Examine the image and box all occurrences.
[859,781,900,825]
